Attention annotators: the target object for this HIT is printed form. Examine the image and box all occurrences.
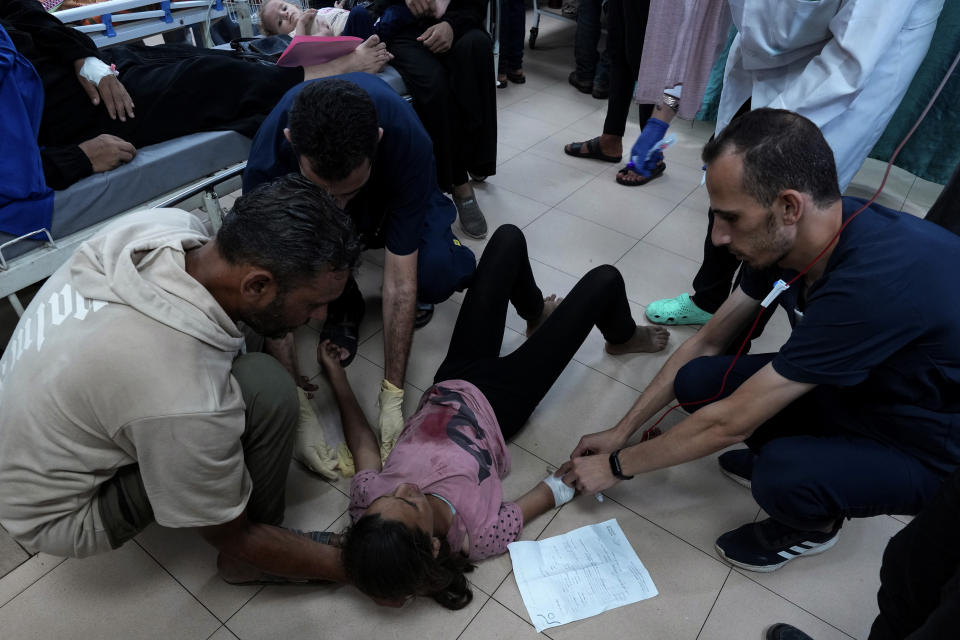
[507,519,658,632]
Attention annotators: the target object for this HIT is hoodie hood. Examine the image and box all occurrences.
[70,208,243,352]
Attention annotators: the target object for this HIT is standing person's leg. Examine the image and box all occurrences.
[97,353,299,548]
[498,0,526,83]
[434,225,545,383]
[869,466,960,640]
[571,0,603,91]
[565,0,652,162]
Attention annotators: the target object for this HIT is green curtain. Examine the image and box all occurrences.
[695,4,960,185]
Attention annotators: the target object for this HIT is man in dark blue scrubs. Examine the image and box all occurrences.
[559,108,960,573]
[244,74,476,462]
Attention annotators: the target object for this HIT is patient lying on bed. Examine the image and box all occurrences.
[259,0,451,41]
[1,0,390,190]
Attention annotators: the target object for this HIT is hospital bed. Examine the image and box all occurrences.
[0,0,411,315]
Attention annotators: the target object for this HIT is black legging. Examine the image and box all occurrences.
[434,225,636,438]
[603,0,653,137]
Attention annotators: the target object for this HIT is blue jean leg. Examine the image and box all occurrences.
[416,190,477,304]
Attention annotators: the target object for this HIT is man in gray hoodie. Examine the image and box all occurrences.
[0,174,361,584]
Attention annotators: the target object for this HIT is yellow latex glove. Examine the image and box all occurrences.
[378,379,404,462]
[292,388,339,480]
[337,442,355,478]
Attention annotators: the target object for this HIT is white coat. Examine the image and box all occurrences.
[717,0,944,190]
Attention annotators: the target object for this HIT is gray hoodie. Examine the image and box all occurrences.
[0,209,251,558]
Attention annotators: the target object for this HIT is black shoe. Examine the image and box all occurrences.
[415,302,434,329]
[715,518,840,572]
[766,623,815,640]
[718,448,754,488]
[568,71,593,94]
[592,83,609,100]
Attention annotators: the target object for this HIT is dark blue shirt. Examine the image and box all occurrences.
[740,198,960,471]
[243,72,437,256]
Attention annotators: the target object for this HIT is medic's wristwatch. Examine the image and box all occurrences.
[609,448,634,480]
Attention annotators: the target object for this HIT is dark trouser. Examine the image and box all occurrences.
[434,225,636,438]
[691,208,741,313]
[573,0,609,86]
[40,43,303,148]
[499,0,526,72]
[342,5,378,38]
[602,0,653,137]
[97,353,300,548]
[870,467,960,640]
[388,27,497,189]
[924,161,960,237]
[674,353,947,531]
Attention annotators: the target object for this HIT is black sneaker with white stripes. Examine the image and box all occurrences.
[715,517,840,572]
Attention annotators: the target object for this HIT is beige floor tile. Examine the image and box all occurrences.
[528,129,622,176]
[523,209,638,277]
[134,525,261,622]
[739,515,904,639]
[698,572,854,640]
[226,580,487,640]
[469,444,563,595]
[604,449,762,557]
[496,83,541,110]
[643,204,712,262]
[0,526,28,579]
[497,109,563,150]
[602,159,705,209]
[505,92,603,129]
[0,553,65,608]
[493,498,729,639]
[496,141,526,166]
[899,199,928,218]
[489,153,596,206]
[503,258,580,336]
[460,598,541,640]
[510,359,645,467]
[0,542,220,639]
[616,241,702,307]
[357,298,459,392]
[461,182,552,256]
[555,173,679,240]
[208,626,241,640]
[539,79,610,109]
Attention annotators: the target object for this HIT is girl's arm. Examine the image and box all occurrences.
[318,340,382,472]
[514,482,557,523]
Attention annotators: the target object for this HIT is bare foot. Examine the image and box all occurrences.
[526,294,563,337]
[605,325,669,354]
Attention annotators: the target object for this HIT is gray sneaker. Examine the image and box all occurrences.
[454,195,488,239]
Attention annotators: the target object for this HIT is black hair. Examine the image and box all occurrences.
[701,108,842,208]
[342,514,475,610]
[216,173,362,290]
[287,79,379,181]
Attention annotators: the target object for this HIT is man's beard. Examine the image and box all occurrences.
[244,293,295,340]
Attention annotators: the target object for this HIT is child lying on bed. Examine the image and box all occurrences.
[259,0,451,41]
[320,224,669,609]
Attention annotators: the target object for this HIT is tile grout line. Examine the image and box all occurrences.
[694,567,733,640]
[0,554,68,613]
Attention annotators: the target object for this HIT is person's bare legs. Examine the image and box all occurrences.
[605,325,669,354]
[526,294,563,336]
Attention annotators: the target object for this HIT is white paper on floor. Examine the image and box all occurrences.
[507,518,658,633]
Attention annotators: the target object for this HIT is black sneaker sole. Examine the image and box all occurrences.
[719,465,752,489]
[714,533,839,573]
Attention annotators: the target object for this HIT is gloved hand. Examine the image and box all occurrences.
[377,379,405,462]
[292,388,339,480]
[337,442,355,478]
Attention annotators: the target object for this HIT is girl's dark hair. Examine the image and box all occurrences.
[342,514,475,610]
